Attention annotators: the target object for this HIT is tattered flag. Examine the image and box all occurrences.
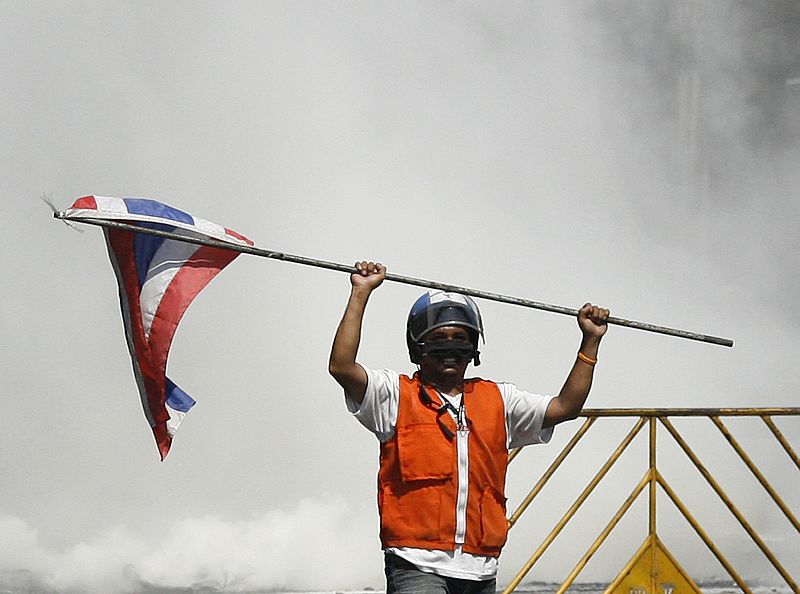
[64,196,252,459]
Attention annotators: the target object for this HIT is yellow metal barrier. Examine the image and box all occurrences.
[502,408,799,594]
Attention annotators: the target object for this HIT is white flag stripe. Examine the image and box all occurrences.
[94,195,127,213]
[140,240,201,338]
[191,217,227,239]
[165,406,187,437]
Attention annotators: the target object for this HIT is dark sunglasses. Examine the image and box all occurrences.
[420,339,475,359]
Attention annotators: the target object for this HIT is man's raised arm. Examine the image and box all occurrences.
[544,302,610,428]
[328,261,386,405]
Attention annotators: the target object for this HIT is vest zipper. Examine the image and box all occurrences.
[455,423,469,544]
[429,387,471,546]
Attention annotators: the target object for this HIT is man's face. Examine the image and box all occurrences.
[418,325,473,382]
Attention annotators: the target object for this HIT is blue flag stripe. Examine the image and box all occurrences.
[123,198,194,225]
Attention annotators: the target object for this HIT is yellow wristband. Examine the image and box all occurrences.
[577,351,597,366]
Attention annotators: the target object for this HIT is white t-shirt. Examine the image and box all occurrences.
[345,365,555,580]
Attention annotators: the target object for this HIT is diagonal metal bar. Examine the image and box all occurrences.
[55,212,735,347]
[555,470,652,594]
[762,416,800,470]
[660,418,797,591]
[502,417,647,593]
[507,446,523,464]
[657,471,752,594]
[508,417,596,527]
[710,416,800,533]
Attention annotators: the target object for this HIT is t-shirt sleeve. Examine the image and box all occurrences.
[344,364,400,442]
[498,382,555,448]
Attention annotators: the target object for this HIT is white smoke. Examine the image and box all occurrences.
[0,496,381,593]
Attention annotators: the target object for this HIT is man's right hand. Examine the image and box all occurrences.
[351,261,386,291]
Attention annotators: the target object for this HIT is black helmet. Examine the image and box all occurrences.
[406,290,484,365]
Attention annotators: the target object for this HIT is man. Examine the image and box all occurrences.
[329,261,610,593]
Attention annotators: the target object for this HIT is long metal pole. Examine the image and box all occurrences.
[54,212,734,347]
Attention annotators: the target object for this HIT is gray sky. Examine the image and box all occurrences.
[1,1,798,592]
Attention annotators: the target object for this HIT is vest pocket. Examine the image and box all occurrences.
[380,483,442,542]
[397,423,453,482]
[479,485,509,549]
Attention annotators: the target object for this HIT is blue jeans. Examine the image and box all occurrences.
[384,553,497,594]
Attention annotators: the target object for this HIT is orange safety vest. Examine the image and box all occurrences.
[378,373,509,557]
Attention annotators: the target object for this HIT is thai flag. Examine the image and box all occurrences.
[65,196,253,459]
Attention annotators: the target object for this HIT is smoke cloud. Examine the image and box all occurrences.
[0,496,381,593]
